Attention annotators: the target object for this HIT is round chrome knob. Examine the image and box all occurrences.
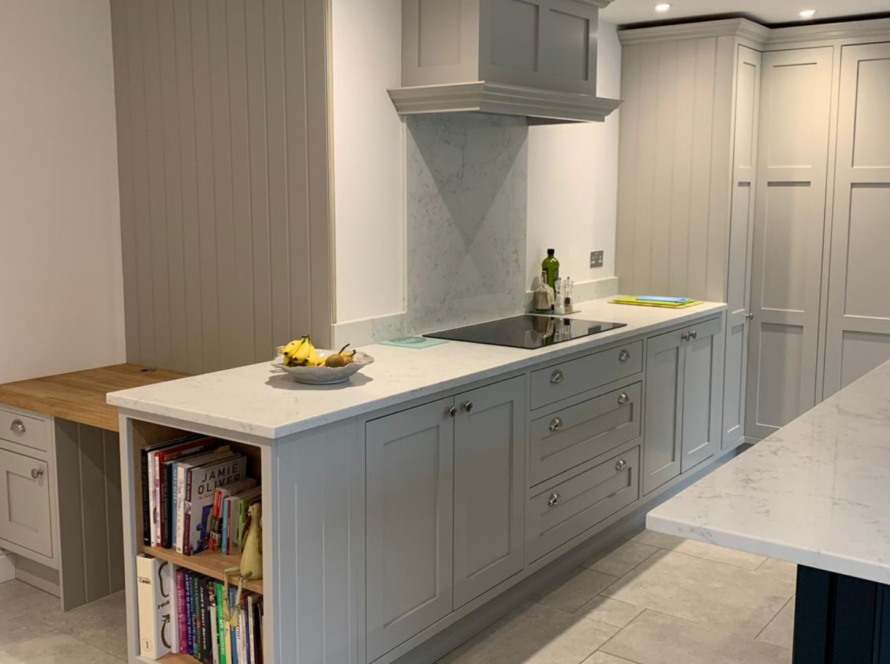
[462,401,474,413]
[548,492,561,507]
[10,420,25,435]
[549,417,564,432]
[681,332,691,342]
[746,312,755,321]
[446,406,457,418]
[31,468,44,480]
[618,349,630,362]
[615,459,628,472]
[690,330,698,340]
[550,369,565,384]
[618,392,630,405]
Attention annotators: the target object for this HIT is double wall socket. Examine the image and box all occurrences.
[590,251,604,268]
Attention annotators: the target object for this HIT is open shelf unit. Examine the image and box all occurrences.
[159,654,201,664]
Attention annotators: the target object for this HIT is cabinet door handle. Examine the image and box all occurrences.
[31,468,44,480]
[690,330,698,340]
[618,349,630,362]
[549,417,563,432]
[618,392,630,405]
[445,405,457,418]
[10,419,26,435]
[461,401,474,413]
[550,369,565,384]
[681,332,691,342]
[615,459,628,472]
[746,312,755,321]
[547,492,561,507]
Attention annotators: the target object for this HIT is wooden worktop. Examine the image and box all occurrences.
[0,364,188,432]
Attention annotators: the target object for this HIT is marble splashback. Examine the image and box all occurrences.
[405,113,529,335]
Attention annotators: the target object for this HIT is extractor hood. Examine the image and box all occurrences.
[388,0,621,124]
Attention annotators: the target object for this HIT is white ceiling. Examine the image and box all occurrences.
[600,0,889,27]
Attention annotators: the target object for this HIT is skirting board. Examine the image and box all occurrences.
[15,555,61,598]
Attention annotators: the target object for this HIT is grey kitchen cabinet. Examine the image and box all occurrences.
[366,397,455,662]
[366,376,527,659]
[453,376,526,609]
[0,446,53,559]
[644,316,724,494]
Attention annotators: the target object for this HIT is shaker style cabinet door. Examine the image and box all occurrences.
[0,448,52,558]
[365,398,455,662]
[453,376,526,609]
[680,316,723,472]
[643,329,685,495]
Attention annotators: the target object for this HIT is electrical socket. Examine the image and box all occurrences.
[590,250,604,268]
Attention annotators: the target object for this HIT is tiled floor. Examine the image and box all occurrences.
[0,530,797,664]
[439,529,797,664]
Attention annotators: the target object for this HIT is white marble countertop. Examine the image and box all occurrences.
[108,297,725,440]
[648,358,890,584]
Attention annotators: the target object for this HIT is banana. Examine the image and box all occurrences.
[283,335,314,367]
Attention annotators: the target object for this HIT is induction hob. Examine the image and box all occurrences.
[424,315,627,350]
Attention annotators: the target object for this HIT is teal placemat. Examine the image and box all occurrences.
[379,336,449,350]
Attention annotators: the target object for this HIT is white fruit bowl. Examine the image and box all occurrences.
[272,350,375,385]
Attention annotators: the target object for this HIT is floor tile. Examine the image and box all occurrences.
[0,613,55,647]
[39,592,128,660]
[0,581,59,624]
[575,596,644,628]
[439,602,618,664]
[756,558,798,584]
[600,611,792,664]
[0,632,124,664]
[602,550,795,638]
[629,530,685,550]
[535,568,619,613]
[581,652,637,664]
[583,540,659,577]
[757,597,795,649]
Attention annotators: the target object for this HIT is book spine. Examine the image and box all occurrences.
[155,454,164,547]
[185,571,194,656]
[209,586,220,664]
[222,498,230,555]
[229,586,239,664]
[175,465,187,554]
[177,570,187,654]
[217,582,228,664]
[136,556,159,659]
[247,596,256,664]
[141,450,151,546]
[184,467,194,556]
[165,563,178,655]
[203,579,214,664]
[190,574,200,657]
[162,462,173,548]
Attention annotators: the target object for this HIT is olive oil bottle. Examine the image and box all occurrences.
[542,249,560,291]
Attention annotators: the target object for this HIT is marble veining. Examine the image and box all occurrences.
[406,114,528,335]
[108,298,726,440]
[648,358,890,584]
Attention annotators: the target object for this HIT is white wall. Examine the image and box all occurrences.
[526,21,622,287]
[0,0,125,383]
[332,0,405,324]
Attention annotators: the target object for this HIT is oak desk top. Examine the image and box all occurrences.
[0,364,188,432]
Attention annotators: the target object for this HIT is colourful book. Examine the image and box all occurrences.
[173,448,233,554]
[176,569,187,654]
[136,555,173,660]
[210,479,257,552]
[209,588,220,664]
[216,582,228,664]
[186,454,247,555]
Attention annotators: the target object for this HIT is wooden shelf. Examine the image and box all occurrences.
[159,654,200,664]
[139,545,263,594]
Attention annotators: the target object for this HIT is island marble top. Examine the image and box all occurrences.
[648,358,890,585]
[107,297,725,440]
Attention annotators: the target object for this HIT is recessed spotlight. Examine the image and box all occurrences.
[655,3,672,12]
[799,9,817,18]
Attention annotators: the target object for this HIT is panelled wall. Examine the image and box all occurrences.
[110,0,333,375]
[615,33,736,303]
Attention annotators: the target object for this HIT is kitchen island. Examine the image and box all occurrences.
[110,296,733,664]
[648,359,890,663]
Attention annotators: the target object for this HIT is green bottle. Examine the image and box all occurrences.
[542,249,560,291]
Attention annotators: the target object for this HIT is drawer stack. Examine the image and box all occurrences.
[526,342,645,562]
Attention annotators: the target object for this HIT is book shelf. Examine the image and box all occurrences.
[159,654,200,664]
[139,544,264,595]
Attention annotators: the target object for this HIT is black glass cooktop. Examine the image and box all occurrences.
[424,315,627,350]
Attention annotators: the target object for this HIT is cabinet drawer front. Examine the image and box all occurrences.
[527,447,640,563]
[0,448,53,558]
[0,409,50,453]
[531,341,642,410]
[530,383,642,486]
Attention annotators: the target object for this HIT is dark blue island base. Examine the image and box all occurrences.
[795,566,890,663]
